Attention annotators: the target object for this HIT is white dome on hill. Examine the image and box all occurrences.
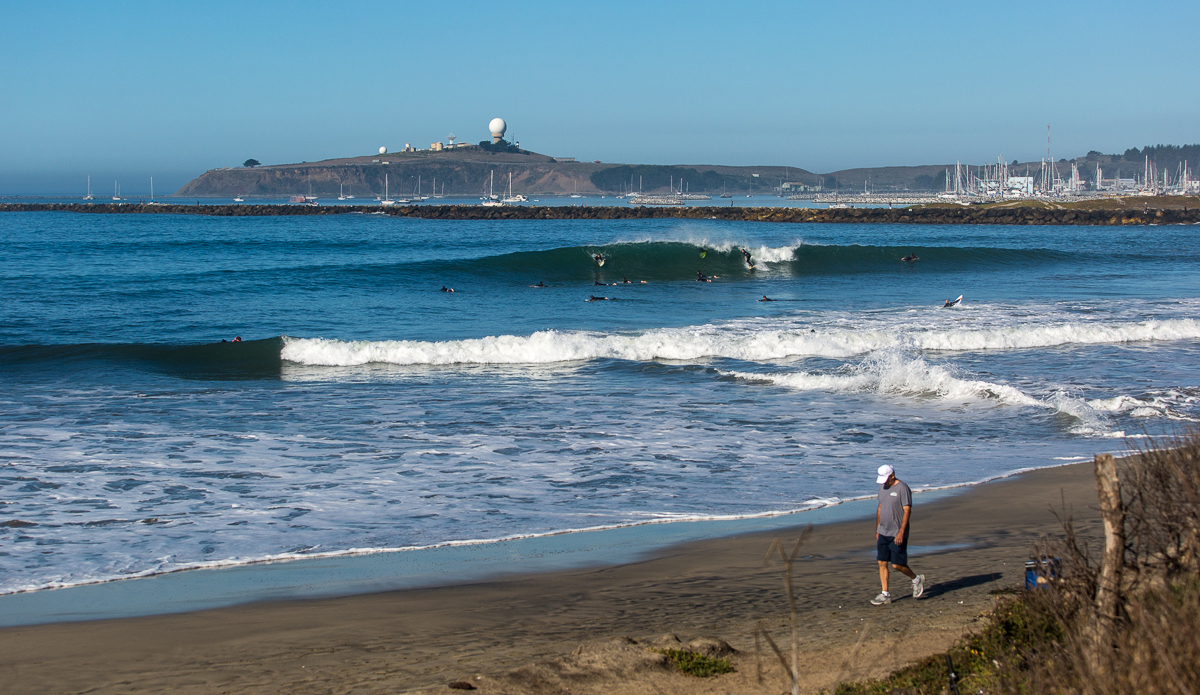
[379,146,388,155]
[488,118,507,136]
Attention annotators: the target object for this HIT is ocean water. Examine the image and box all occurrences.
[2,211,1199,595]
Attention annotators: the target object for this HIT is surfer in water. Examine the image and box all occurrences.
[758,295,775,302]
[588,295,613,301]
[742,248,754,266]
[901,253,919,262]
[440,286,455,293]
[943,295,962,308]
[532,281,547,288]
[593,253,606,265]
[697,270,712,282]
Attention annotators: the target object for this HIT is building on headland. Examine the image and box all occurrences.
[489,118,507,144]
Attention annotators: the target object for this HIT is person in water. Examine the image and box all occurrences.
[533,281,547,288]
[901,253,919,262]
[231,336,242,343]
[943,297,958,307]
[742,248,753,265]
[697,270,710,282]
[440,286,455,293]
[588,295,612,301]
[594,254,605,263]
[622,277,631,284]
[758,295,774,302]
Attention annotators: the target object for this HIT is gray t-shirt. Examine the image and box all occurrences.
[877,479,912,538]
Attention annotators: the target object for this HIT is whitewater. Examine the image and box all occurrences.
[2,211,1199,596]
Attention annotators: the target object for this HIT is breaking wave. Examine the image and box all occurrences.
[280,318,1200,367]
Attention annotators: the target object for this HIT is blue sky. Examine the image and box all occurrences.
[2,0,1197,194]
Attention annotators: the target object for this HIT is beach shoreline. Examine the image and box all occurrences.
[0,460,1103,694]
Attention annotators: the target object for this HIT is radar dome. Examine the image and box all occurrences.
[379,146,387,155]
[489,118,507,136]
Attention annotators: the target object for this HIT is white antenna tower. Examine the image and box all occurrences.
[447,133,457,147]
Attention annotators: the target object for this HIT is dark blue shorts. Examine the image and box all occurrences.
[877,534,909,567]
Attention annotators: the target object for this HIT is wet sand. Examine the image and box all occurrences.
[0,462,1101,694]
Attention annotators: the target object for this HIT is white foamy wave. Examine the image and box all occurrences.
[623,232,804,264]
[723,350,1041,407]
[910,319,1200,352]
[722,350,1126,435]
[1086,391,1200,421]
[281,328,876,366]
[283,318,1200,369]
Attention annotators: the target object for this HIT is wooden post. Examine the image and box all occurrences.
[1091,453,1124,666]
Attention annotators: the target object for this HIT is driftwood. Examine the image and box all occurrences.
[1090,453,1125,669]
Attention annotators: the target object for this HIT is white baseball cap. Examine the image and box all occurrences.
[876,464,894,484]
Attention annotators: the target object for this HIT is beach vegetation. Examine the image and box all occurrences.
[243,158,260,168]
[654,648,734,678]
[834,431,1200,695]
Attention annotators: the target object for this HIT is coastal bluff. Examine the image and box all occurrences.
[4,197,1199,225]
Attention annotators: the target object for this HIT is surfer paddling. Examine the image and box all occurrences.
[593,253,606,266]
[587,295,614,301]
[440,286,455,293]
[758,295,775,302]
[943,294,962,308]
[901,253,919,262]
[696,270,713,282]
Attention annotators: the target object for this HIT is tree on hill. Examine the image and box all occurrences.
[243,159,261,168]
[475,139,525,154]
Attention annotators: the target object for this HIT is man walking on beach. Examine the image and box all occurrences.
[871,464,924,605]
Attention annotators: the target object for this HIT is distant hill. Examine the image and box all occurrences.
[174,144,1200,197]
[175,146,809,198]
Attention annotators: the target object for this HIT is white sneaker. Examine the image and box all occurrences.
[912,574,925,599]
[870,591,891,605]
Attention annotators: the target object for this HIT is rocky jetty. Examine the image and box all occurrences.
[3,201,1198,226]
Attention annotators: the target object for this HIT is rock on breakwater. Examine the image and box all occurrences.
[3,201,1199,225]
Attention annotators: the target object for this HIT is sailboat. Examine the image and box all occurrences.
[480,170,504,206]
[569,180,582,198]
[83,175,94,200]
[380,173,396,206]
[112,181,121,201]
[344,184,354,200]
[501,172,528,203]
[338,183,346,201]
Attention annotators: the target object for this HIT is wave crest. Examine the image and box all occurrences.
[280,318,1200,367]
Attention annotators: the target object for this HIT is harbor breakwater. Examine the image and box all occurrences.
[3,202,1199,225]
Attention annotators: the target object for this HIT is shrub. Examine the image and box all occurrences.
[655,648,734,678]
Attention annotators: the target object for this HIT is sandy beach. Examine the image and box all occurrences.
[0,461,1103,694]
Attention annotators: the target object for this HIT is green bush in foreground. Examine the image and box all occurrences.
[834,594,1064,694]
[654,648,735,678]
